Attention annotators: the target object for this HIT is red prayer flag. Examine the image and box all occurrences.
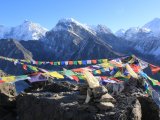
[91,60,97,64]
[130,64,141,73]
[0,79,4,83]
[150,64,160,74]
[72,68,84,73]
[23,64,27,70]
[68,61,73,65]
[101,76,107,80]
[71,75,79,82]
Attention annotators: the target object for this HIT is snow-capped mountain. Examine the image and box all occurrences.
[42,18,121,60]
[115,18,160,64]
[115,29,126,37]
[52,18,96,35]
[115,18,160,39]
[0,20,48,40]
[92,24,112,34]
[143,18,160,37]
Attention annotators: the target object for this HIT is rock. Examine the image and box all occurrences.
[0,79,160,120]
[92,86,108,98]
[77,95,86,100]
[85,88,92,103]
[78,84,88,95]
[0,93,16,120]
[138,96,160,120]
[95,93,116,103]
[131,100,142,120]
[96,102,114,110]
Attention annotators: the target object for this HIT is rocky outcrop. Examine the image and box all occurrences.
[0,78,159,120]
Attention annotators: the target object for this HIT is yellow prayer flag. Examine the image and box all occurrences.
[78,61,82,65]
[100,62,110,68]
[126,64,138,79]
[48,71,64,79]
[102,59,108,63]
[57,62,61,65]
[109,61,123,67]
[2,76,16,83]
[114,71,131,79]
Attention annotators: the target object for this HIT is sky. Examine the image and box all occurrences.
[0,0,160,32]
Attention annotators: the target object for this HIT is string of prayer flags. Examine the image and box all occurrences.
[147,76,160,86]
[139,71,160,87]
[0,56,109,66]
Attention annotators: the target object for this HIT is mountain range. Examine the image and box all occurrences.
[115,18,160,64]
[0,18,160,75]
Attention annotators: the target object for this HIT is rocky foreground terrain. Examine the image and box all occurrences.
[0,77,159,120]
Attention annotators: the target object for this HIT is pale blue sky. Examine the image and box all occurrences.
[0,0,160,32]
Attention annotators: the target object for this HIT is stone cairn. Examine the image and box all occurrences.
[78,70,116,111]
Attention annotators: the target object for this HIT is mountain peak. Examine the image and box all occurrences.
[54,18,96,35]
[143,18,160,36]
[95,24,112,34]
[151,17,160,22]
[58,18,80,24]
[143,18,160,27]
[23,19,32,24]
[0,21,48,41]
[115,29,126,37]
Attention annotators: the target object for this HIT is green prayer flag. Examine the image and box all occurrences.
[54,62,58,65]
[73,61,78,65]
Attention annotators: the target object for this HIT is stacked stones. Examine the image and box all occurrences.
[78,70,116,111]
